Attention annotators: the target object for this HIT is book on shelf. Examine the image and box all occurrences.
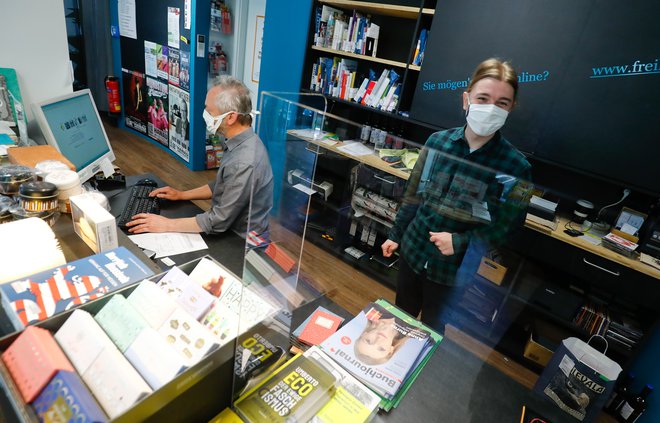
[1,246,155,331]
[320,299,441,401]
[412,29,428,66]
[234,354,337,423]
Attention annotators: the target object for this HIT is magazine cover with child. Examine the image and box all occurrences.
[320,300,432,399]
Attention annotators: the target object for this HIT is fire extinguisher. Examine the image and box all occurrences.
[105,76,121,114]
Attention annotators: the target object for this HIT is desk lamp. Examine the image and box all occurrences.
[592,188,631,232]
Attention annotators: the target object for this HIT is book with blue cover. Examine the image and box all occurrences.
[32,370,108,422]
[1,247,154,331]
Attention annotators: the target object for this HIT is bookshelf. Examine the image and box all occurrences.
[306,0,434,121]
[287,130,411,180]
[311,45,420,71]
[319,0,435,19]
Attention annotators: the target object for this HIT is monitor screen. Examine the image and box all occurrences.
[33,89,115,183]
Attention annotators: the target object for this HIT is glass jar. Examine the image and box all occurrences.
[18,181,59,213]
[0,165,35,195]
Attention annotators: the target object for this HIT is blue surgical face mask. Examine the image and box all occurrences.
[203,110,233,134]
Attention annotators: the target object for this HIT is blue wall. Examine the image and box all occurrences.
[257,0,313,212]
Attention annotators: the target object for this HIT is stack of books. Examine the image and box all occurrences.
[320,299,442,411]
[606,313,643,350]
[602,232,639,258]
[234,299,440,422]
[572,301,610,337]
[314,5,378,57]
[0,256,278,420]
[526,195,558,230]
[309,57,401,112]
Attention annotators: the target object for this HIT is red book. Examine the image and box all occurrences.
[361,80,376,105]
[298,309,343,346]
[2,326,74,403]
[265,244,296,273]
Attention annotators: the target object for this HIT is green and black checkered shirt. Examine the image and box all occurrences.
[389,126,532,285]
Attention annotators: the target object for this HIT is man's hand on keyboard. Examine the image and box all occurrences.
[126,213,172,233]
[149,186,184,201]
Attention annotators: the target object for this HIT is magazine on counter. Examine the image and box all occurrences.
[320,300,433,399]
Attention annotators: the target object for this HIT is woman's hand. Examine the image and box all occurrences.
[429,231,454,256]
[381,239,399,257]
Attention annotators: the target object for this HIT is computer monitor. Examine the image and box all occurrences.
[33,89,116,183]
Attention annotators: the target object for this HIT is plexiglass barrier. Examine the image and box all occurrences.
[229,92,651,422]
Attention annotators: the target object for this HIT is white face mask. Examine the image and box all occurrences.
[203,109,233,134]
[465,101,509,137]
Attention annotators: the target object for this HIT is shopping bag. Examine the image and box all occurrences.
[533,336,622,422]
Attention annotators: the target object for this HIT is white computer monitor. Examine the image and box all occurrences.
[33,89,116,183]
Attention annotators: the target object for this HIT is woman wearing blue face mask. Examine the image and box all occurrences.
[381,58,532,333]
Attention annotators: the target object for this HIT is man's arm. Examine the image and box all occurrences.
[150,184,212,201]
[127,214,202,233]
[195,162,254,234]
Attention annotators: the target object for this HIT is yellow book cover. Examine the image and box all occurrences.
[234,354,337,423]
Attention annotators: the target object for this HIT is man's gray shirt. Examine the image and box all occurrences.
[195,127,273,237]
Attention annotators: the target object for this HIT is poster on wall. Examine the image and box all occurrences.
[168,85,190,162]
[118,0,137,40]
[144,41,158,78]
[167,7,180,49]
[146,77,169,146]
[156,44,169,81]
[251,16,264,83]
[179,51,190,91]
[168,48,180,86]
[122,69,147,134]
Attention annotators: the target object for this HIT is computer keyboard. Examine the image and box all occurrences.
[117,184,160,228]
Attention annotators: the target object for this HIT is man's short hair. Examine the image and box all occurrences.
[212,75,253,125]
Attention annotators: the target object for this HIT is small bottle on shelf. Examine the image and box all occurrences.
[617,384,653,422]
[606,372,635,414]
[360,118,372,143]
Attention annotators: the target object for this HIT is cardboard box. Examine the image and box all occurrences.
[477,257,508,285]
[8,145,75,171]
[70,195,118,253]
[523,331,555,367]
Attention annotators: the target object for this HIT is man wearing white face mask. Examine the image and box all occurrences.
[381,58,531,333]
[127,75,273,237]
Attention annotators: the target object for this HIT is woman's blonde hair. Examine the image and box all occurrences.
[467,58,519,100]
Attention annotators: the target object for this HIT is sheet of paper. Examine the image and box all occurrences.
[337,141,375,157]
[184,0,191,29]
[118,0,137,39]
[167,7,181,49]
[128,232,208,258]
[144,41,158,78]
[620,222,637,235]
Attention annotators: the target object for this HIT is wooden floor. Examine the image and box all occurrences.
[103,119,395,315]
[104,121,616,423]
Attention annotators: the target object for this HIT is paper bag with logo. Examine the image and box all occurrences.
[533,336,621,422]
